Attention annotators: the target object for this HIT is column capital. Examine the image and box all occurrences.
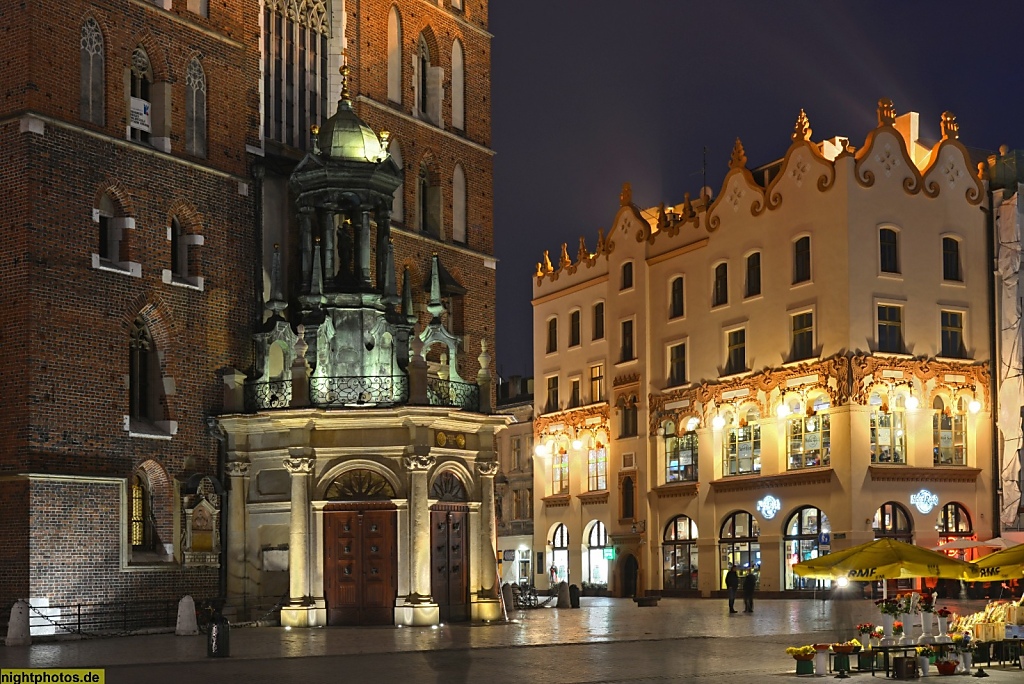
[404,454,436,472]
[476,460,500,477]
[283,456,315,474]
[225,461,250,478]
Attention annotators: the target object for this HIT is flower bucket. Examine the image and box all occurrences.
[935,660,958,676]
[917,656,929,676]
[796,659,814,675]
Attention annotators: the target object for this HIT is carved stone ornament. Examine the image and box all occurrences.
[225,461,251,478]
[940,111,959,140]
[534,403,610,440]
[404,454,436,472]
[877,97,897,126]
[476,460,500,477]
[729,138,748,170]
[791,109,812,142]
[283,456,315,474]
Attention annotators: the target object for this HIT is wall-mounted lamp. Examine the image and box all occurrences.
[968,400,981,414]
[711,415,726,430]
[776,403,791,419]
[572,438,583,450]
[656,426,666,437]
[906,394,919,410]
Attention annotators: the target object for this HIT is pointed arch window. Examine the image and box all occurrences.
[389,140,405,222]
[130,317,158,423]
[131,472,154,550]
[170,218,186,278]
[414,35,442,125]
[129,48,153,144]
[80,18,105,125]
[387,6,402,104]
[451,39,465,130]
[185,58,207,158]
[452,163,467,243]
[263,0,328,150]
[419,163,440,236]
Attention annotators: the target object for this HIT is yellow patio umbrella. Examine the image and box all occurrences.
[792,537,976,583]
[970,542,1024,581]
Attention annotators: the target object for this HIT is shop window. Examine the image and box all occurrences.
[665,421,698,482]
[786,396,830,469]
[550,524,569,584]
[784,506,830,590]
[745,252,760,298]
[870,392,906,464]
[880,228,899,274]
[719,511,759,588]
[873,501,913,542]
[932,396,966,465]
[724,408,760,476]
[663,515,698,591]
[586,521,609,584]
[80,18,105,125]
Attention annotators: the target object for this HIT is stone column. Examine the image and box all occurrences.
[320,210,336,282]
[298,210,313,289]
[358,210,372,287]
[225,461,250,608]
[476,460,500,598]
[281,451,315,626]
[375,208,391,290]
[404,453,435,601]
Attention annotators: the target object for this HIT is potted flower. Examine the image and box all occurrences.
[917,645,935,676]
[848,637,863,653]
[786,645,816,675]
[857,622,875,646]
[935,607,953,643]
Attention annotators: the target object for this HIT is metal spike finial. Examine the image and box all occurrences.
[339,49,351,103]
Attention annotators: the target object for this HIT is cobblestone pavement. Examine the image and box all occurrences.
[3,597,1022,683]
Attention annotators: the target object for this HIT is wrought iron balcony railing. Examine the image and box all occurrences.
[426,378,480,411]
[244,379,292,412]
[309,375,410,407]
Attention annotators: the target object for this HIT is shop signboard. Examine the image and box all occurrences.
[130,97,151,132]
[819,531,831,553]
[603,547,615,560]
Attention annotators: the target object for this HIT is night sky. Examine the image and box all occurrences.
[489,1,1024,378]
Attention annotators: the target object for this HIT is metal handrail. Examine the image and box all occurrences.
[426,378,480,411]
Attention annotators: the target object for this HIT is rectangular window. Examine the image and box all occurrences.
[713,263,728,307]
[725,328,746,375]
[724,423,761,476]
[943,237,962,281]
[590,364,605,403]
[620,320,635,363]
[877,305,903,353]
[546,318,557,354]
[933,407,966,465]
[793,236,811,283]
[588,446,607,491]
[592,302,605,340]
[666,431,698,482]
[791,311,814,361]
[552,451,569,494]
[940,310,966,358]
[745,253,761,298]
[545,376,559,414]
[569,310,581,347]
[569,378,581,408]
[621,262,633,290]
[670,277,684,318]
[871,408,906,464]
[787,413,831,469]
[620,403,638,437]
[512,489,523,519]
[669,342,686,386]
[511,436,522,471]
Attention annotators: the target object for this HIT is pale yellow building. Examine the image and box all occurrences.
[531,101,998,598]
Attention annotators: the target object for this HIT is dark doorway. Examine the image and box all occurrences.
[623,554,639,598]
[430,504,470,622]
[324,506,397,626]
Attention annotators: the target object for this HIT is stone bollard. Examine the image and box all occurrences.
[176,596,199,636]
[501,583,514,612]
[556,581,571,608]
[5,600,31,646]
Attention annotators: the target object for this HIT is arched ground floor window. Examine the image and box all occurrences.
[585,521,609,584]
[784,506,831,590]
[550,523,569,583]
[719,510,759,588]
[663,514,698,591]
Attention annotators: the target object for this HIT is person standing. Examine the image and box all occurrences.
[725,564,739,613]
[743,569,757,613]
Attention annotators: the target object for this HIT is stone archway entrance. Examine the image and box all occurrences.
[323,470,398,626]
[622,554,639,598]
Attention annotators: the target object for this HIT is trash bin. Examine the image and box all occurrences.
[568,584,580,609]
[207,613,230,658]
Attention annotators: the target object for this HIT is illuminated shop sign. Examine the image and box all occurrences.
[756,494,781,520]
[910,488,939,514]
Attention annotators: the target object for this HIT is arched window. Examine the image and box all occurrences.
[713,262,728,307]
[452,163,467,243]
[418,163,440,236]
[430,471,467,501]
[620,262,633,290]
[170,217,186,278]
[415,34,441,124]
[670,277,684,318]
[451,39,465,130]
[719,511,759,588]
[324,468,397,500]
[389,140,404,222]
[880,228,899,274]
[665,419,698,482]
[784,506,830,590]
[786,395,831,470]
[745,252,761,298]
[546,317,557,354]
[724,407,761,476]
[587,438,606,491]
[131,471,154,550]
[129,316,158,424]
[585,521,609,584]
[129,47,153,144]
[870,392,907,464]
[387,5,402,104]
[942,237,962,282]
[937,502,971,540]
[80,18,105,125]
[933,396,966,465]
[793,236,811,283]
[873,501,913,542]
[185,58,206,158]
[551,523,569,583]
[663,515,698,591]
[263,0,328,149]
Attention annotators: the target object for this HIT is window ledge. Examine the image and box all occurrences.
[873,351,914,360]
[710,467,831,493]
[936,355,971,363]
[719,369,751,381]
[790,279,813,289]
[124,417,178,439]
[878,272,903,281]
[92,255,142,278]
[616,358,639,367]
[940,280,967,288]
[578,490,609,506]
[743,293,763,303]
[653,481,699,499]
[868,464,980,483]
[163,269,205,291]
[542,494,571,508]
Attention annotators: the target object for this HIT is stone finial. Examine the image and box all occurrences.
[339,49,351,103]
[542,250,553,273]
[877,98,896,126]
[268,243,287,314]
[576,236,589,264]
[729,138,747,169]
[792,109,812,142]
[294,324,308,359]
[657,203,669,230]
[478,338,491,374]
[977,162,987,181]
[379,130,391,151]
[619,182,633,207]
[681,192,694,219]
[427,254,444,323]
[940,111,959,140]
[559,243,571,270]
[535,261,544,278]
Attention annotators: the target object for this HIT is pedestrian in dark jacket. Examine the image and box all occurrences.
[725,564,739,613]
[743,571,757,613]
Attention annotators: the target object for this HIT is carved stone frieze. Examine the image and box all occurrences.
[709,467,834,494]
[868,465,981,484]
[534,403,610,441]
[476,460,500,477]
[225,461,251,478]
[613,373,640,388]
[403,454,436,472]
[850,354,989,406]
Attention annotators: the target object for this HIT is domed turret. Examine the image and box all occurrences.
[314,60,387,163]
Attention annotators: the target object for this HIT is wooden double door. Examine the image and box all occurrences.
[324,507,397,626]
[430,505,470,622]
